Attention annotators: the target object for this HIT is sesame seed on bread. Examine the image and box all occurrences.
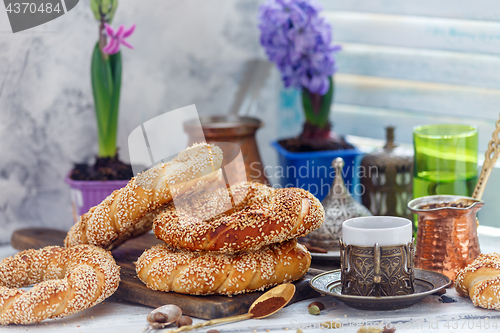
[135,239,310,295]
[152,182,325,253]
[455,253,500,309]
[64,143,223,250]
[0,245,120,325]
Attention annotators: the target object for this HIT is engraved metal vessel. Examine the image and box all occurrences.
[304,157,372,250]
[184,115,268,184]
[408,195,483,282]
[340,240,415,297]
[360,126,413,219]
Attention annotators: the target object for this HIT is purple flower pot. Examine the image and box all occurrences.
[65,175,129,222]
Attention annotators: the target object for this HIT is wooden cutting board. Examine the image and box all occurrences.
[10,228,321,319]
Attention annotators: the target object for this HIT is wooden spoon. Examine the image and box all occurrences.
[163,283,296,333]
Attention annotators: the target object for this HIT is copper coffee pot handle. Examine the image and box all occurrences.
[472,114,500,201]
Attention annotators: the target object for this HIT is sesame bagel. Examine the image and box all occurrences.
[65,143,223,250]
[0,245,120,325]
[136,239,310,295]
[455,253,500,309]
[153,182,324,253]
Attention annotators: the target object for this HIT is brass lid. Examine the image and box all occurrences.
[361,126,413,168]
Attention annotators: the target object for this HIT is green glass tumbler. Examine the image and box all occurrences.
[412,124,478,235]
[413,124,478,199]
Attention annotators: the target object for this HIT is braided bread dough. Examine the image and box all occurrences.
[136,239,310,295]
[455,253,500,309]
[65,143,223,250]
[153,182,324,253]
[0,245,120,325]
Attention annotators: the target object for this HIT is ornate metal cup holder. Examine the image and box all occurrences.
[340,240,415,297]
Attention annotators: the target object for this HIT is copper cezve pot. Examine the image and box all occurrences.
[408,195,483,282]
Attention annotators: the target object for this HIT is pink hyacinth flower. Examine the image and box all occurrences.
[102,23,136,55]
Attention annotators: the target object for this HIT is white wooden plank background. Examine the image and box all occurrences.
[275,1,500,227]
[335,74,500,121]
[337,43,500,90]
[318,0,500,22]
[278,92,497,150]
[277,1,500,144]
[333,103,496,146]
[326,11,500,55]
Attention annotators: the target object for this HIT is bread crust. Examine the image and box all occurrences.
[135,239,311,295]
[0,245,120,325]
[455,253,500,309]
[64,143,223,250]
[153,182,325,253]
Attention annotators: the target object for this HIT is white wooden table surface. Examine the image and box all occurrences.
[2,226,500,333]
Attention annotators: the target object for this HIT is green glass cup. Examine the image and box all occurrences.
[412,124,478,234]
[413,124,478,198]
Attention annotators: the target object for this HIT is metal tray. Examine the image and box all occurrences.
[310,268,451,310]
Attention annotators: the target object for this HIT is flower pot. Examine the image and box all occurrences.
[65,175,129,222]
[271,141,363,201]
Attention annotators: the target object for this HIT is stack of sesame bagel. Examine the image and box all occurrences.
[64,142,324,295]
[0,143,223,325]
[137,181,324,295]
[0,143,325,324]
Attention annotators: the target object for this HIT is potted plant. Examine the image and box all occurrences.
[65,0,136,221]
[258,0,361,200]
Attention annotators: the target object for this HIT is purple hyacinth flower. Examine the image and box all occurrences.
[102,24,136,55]
[258,0,340,95]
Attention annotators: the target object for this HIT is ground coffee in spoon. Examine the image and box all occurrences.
[250,296,287,318]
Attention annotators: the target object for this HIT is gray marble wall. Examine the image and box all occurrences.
[0,0,279,243]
